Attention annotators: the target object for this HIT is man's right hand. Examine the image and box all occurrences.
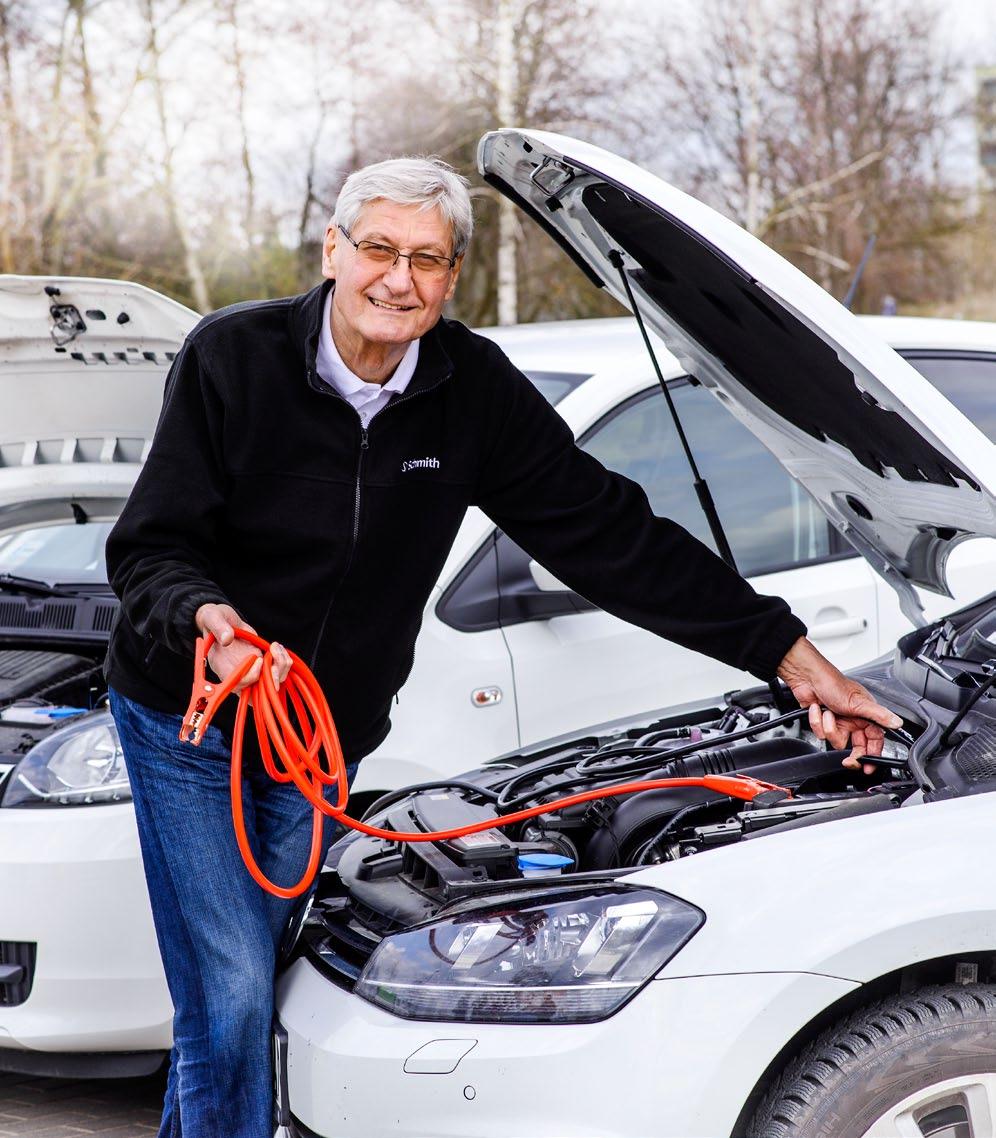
[194,603,291,692]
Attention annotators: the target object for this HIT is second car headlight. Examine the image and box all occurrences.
[1,711,131,807]
[355,885,703,1024]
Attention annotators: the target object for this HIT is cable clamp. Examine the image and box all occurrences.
[179,634,253,745]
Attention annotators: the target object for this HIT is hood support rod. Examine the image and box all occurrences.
[609,249,738,572]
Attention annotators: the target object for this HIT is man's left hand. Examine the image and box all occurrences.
[777,636,903,774]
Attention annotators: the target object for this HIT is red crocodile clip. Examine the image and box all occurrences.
[179,635,226,745]
[180,633,261,745]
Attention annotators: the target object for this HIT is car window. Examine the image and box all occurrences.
[901,353,996,442]
[0,521,114,584]
[580,382,831,577]
[522,371,592,405]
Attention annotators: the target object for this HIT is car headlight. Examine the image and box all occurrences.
[355,885,703,1024]
[1,711,131,807]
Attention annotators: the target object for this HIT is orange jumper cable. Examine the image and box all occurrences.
[180,630,789,898]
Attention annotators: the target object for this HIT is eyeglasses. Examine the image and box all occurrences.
[337,225,457,278]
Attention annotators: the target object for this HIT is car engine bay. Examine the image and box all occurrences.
[0,645,107,761]
[295,591,996,991]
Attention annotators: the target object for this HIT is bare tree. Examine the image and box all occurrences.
[73,0,106,182]
[33,1,125,269]
[654,0,964,308]
[772,0,962,302]
[139,0,212,311]
[276,1,413,289]
[397,0,643,325]
[220,0,254,257]
[37,3,76,268]
[294,58,339,282]
[494,0,518,323]
[0,1,27,272]
[0,0,972,323]
[0,0,153,279]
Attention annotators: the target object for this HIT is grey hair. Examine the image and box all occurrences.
[332,156,474,258]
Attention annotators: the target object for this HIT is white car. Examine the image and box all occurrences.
[0,199,994,1077]
[272,129,996,1138]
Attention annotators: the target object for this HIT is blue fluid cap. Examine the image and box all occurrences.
[517,853,574,873]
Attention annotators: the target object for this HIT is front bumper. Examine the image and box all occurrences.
[0,802,172,1067]
[276,957,858,1138]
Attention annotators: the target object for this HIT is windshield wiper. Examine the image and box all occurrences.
[0,573,75,599]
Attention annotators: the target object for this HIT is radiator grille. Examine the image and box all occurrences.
[0,942,36,1007]
[301,897,388,992]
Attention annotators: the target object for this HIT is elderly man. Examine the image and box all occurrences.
[105,156,900,1138]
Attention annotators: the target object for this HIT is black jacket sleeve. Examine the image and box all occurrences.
[472,346,806,681]
[105,337,232,655]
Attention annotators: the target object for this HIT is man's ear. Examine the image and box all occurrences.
[443,255,464,301]
[321,225,338,280]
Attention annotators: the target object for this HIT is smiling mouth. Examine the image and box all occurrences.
[368,297,417,312]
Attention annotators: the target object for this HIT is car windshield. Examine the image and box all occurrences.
[0,521,114,586]
[523,370,592,405]
[901,354,996,442]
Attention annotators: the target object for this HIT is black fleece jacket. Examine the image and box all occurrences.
[105,280,806,762]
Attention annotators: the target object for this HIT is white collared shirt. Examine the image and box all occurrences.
[315,290,420,426]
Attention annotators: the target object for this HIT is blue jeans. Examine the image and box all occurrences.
[110,689,357,1138]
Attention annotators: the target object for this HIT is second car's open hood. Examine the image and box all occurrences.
[478,130,996,622]
[0,275,196,530]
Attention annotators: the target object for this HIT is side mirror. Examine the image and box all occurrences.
[528,560,569,593]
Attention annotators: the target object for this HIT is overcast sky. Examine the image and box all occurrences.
[952,0,996,55]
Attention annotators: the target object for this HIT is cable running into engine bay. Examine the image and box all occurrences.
[180,630,789,898]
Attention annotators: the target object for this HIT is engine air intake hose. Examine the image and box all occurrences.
[665,737,815,779]
[584,744,847,869]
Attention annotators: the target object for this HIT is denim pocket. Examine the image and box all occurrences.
[110,688,232,770]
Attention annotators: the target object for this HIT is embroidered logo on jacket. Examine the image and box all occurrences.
[401,457,440,473]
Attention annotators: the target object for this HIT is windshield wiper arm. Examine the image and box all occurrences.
[0,573,75,598]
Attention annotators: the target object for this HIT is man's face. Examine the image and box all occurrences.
[322,200,463,351]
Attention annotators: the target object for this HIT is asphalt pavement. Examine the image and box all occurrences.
[0,1070,163,1136]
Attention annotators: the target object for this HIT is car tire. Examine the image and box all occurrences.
[748,984,996,1138]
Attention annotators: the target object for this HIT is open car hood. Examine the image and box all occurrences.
[478,130,996,623]
[0,275,195,529]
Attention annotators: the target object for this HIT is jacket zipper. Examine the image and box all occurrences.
[308,417,367,667]
[352,427,369,548]
[349,377,449,691]
[305,369,451,670]
[395,617,423,701]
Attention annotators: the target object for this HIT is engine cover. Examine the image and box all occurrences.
[0,649,94,705]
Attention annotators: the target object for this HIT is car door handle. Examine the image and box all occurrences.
[809,617,868,640]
